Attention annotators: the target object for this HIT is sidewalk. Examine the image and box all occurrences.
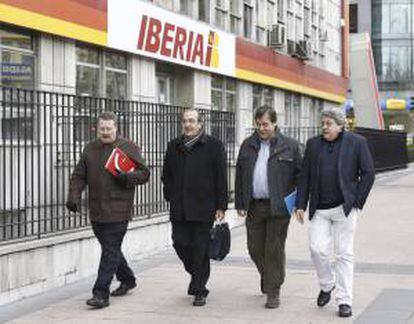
[1,166,414,323]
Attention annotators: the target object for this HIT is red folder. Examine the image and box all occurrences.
[105,147,137,176]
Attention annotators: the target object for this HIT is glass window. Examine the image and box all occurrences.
[226,78,236,112]
[212,76,237,111]
[253,85,261,110]
[0,28,35,89]
[0,28,32,50]
[230,0,241,34]
[263,87,273,107]
[76,66,100,97]
[243,3,253,38]
[106,71,127,99]
[76,45,100,96]
[304,7,310,36]
[156,73,174,104]
[180,0,191,15]
[199,0,209,22]
[284,92,293,126]
[390,46,411,81]
[76,45,99,65]
[76,45,128,98]
[287,12,295,40]
[0,27,36,141]
[277,0,284,22]
[284,91,301,127]
[215,7,227,29]
[253,85,273,111]
[105,51,127,70]
[295,15,303,41]
[212,76,224,111]
[349,3,358,33]
[390,4,409,34]
[105,51,127,99]
[267,0,275,26]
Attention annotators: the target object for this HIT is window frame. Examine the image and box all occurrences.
[0,26,37,142]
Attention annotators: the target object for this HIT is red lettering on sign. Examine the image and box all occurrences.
[185,31,194,62]
[136,14,218,68]
[145,18,162,53]
[191,34,204,64]
[173,27,187,60]
[160,22,175,56]
[137,15,148,50]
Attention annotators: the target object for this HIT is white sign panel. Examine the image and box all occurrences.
[108,0,236,77]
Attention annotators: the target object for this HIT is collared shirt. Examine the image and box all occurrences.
[252,139,270,199]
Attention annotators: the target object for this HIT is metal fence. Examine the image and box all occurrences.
[0,86,235,243]
[355,127,408,172]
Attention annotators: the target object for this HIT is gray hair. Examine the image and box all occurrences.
[321,108,346,126]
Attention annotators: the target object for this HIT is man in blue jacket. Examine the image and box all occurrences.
[295,108,375,318]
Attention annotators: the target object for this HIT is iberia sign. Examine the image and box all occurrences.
[108,0,235,76]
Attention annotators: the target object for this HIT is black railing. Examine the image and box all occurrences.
[355,127,408,172]
[0,87,236,243]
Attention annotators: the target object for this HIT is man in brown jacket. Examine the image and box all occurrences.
[66,112,150,309]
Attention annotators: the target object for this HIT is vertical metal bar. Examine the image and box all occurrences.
[31,90,35,237]
[61,94,66,230]
[23,90,28,237]
[10,88,15,239]
[1,87,6,241]
[43,91,48,235]
[56,93,61,231]
[37,91,41,239]
[16,88,22,238]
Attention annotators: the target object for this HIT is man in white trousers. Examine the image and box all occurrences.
[295,108,375,318]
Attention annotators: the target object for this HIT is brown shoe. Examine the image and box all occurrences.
[265,292,280,309]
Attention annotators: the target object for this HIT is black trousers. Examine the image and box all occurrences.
[246,200,290,294]
[171,221,213,297]
[91,221,136,299]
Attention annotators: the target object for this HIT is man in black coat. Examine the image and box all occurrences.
[161,108,228,307]
[295,108,375,318]
[235,106,302,309]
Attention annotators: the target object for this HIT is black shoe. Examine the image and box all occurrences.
[193,295,206,307]
[110,282,137,297]
[265,292,280,309]
[86,296,109,308]
[317,286,335,307]
[338,304,352,317]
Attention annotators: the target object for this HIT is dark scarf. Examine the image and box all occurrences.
[182,130,204,152]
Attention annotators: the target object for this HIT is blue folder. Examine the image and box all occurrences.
[284,189,297,216]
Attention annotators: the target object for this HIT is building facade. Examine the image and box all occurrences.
[350,0,414,131]
[0,0,348,144]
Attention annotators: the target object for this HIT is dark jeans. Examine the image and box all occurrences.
[246,200,290,295]
[171,221,213,297]
[91,221,136,299]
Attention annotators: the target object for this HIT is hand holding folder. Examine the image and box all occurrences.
[105,147,138,176]
[284,189,297,216]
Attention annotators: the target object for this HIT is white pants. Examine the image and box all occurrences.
[309,205,357,306]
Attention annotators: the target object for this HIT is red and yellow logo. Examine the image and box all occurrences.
[137,15,219,68]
